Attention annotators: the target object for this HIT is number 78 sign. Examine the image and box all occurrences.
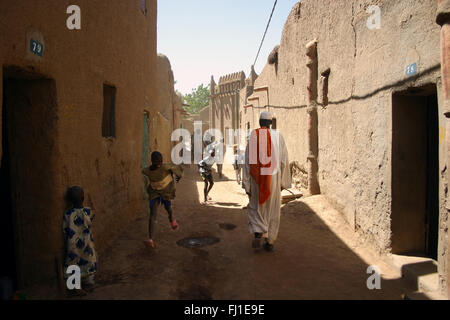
[406,62,418,77]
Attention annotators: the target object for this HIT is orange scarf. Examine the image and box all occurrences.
[250,128,276,204]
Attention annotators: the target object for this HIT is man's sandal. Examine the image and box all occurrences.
[252,237,262,249]
[263,242,274,252]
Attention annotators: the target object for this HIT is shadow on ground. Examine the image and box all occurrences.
[75,165,419,300]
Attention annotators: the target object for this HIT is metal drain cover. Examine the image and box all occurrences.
[219,223,237,230]
[177,236,220,248]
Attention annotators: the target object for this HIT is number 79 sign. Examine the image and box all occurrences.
[30,39,44,57]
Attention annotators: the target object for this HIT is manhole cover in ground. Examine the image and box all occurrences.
[219,223,237,230]
[177,236,220,248]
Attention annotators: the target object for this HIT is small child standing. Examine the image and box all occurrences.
[63,186,97,294]
[142,151,183,248]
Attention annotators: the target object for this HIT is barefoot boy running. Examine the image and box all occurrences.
[142,151,183,248]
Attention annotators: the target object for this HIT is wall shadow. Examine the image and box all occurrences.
[57,164,430,300]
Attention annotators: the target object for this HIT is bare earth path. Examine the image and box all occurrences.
[84,165,414,300]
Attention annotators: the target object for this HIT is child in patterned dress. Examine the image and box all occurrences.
[63,186,97,295]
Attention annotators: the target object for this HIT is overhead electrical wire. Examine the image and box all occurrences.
[253,0,278,67]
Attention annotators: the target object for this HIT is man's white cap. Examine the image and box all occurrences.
[260,111,273,121]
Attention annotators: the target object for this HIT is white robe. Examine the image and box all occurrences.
[243,129,291,244]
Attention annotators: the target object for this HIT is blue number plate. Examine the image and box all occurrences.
[406,63,417,77]
[30,39,44,57]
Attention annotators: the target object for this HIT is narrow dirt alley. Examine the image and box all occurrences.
[84,165,415,300]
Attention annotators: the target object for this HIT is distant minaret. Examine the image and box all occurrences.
[246,65,259,98]
[210,75,216,96]
[210,75,216,129]
[249,65,258,87]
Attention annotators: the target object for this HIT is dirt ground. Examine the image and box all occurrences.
[76,164,415,300]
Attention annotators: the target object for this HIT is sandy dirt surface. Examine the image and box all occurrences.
[67,166,418,299]
[72,164,416,300]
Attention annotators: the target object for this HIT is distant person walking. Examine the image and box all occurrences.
[198,149,216,203]
[205,137,224,179]
[191,129,202,164]
[216,138,225,179]
[233,146,244,185]
[243,112,291,252]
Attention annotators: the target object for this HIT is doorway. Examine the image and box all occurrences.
[1,67,58,289]
[391,84,439,260]
[1,75,16,293]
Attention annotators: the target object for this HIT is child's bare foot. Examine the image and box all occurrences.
[67,288,88,298]
[144,239,155,248]
[171,220,178,230]
[83,284,96,293]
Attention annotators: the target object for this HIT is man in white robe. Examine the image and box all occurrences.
[242,112,291,251]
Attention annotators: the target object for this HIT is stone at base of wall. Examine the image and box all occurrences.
[290,161,308,190]
[387,254,449,300]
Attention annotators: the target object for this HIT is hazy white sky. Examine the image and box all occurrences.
[157,0,299,94]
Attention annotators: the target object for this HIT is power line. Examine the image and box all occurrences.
[253,0,278,67]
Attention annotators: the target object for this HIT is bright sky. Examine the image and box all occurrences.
[157,0,299,95]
